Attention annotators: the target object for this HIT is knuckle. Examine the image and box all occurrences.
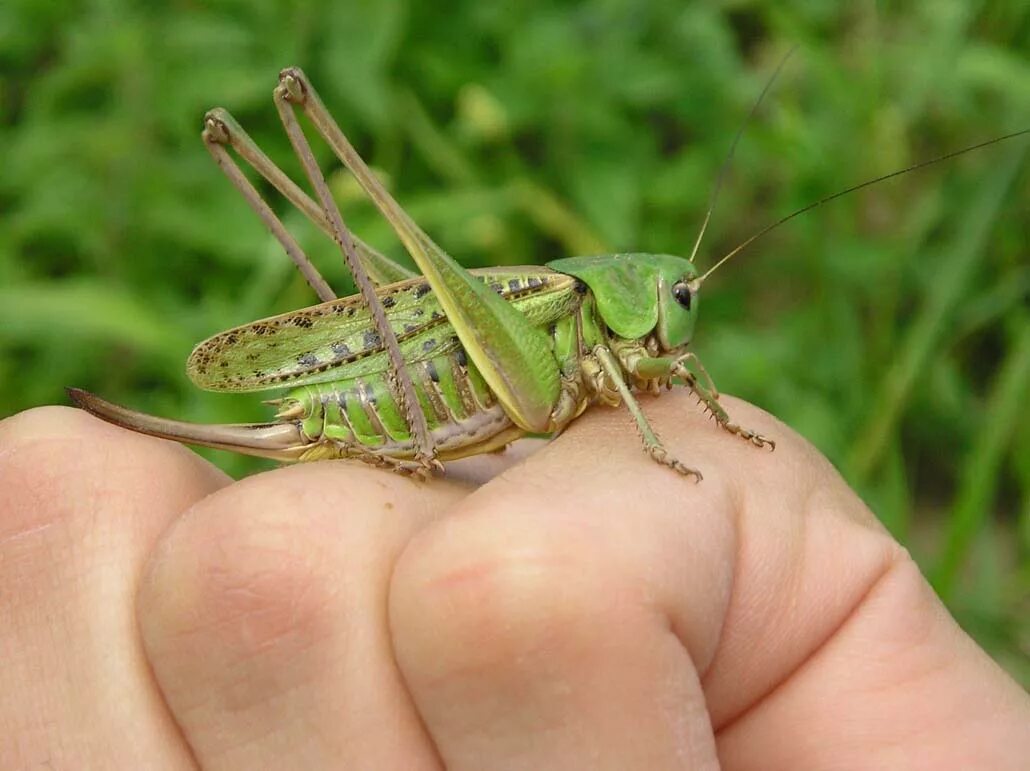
[141,498,341,660]
[140,466,419,664]
[393,519,648,681]
[137,500,347,718]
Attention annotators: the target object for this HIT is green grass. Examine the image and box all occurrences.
[2,1,1028,683]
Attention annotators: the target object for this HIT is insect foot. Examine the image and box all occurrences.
[744,431,776,451]
[647,445,703,483]
[373,452,442,479]
[724,425,776,451]
[350,450,438,479]
[682,376,777,454]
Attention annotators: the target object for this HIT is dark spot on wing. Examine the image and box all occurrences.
[332,342,351,358]
[508,279,521,292]
[414,282,431,299]
[527,277,543,288]
[426,360,440,382]
[298,353,319,367]
[490,282,504,294]
[455,347,468,367]
[363,331,381,349]
[290,315,314,328]
[382,295,395,308]
[423,338,436,353]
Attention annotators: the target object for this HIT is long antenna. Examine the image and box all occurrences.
[697,128,1030,284]
[688,45,797,265]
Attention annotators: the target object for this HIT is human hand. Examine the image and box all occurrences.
[2,393,1027,769]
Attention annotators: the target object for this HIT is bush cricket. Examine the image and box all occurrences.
[68,65,1028,480]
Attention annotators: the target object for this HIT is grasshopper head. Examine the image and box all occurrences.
[655,258,701,352]
[547,253,700,351]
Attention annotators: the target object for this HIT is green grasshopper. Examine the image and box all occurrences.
[68,67,1028,480]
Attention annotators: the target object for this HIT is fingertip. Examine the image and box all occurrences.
[2,403,104,442]
[0,406,230,543]
[3,403,231,486]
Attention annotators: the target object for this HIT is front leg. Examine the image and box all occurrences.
[624,349,775,451]
[683,372,776,451]
[593,346,703,481]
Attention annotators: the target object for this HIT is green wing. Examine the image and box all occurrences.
[187,267,576,393]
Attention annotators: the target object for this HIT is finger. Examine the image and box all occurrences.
[674,401,1029,767]
[389,391,908,769]
[715,539,1030,769]
[0,407,228,768]
[390,390,744,768]
[137,462,466,769]
[686,397,900,727]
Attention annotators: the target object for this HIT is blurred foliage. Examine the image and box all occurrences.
[1,1,1028,681]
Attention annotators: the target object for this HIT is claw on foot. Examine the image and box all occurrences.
[740,430,775,451]
[332,446,440,479]
[725,425,776,452]
[393,454,443,479]
[646,445,703,483]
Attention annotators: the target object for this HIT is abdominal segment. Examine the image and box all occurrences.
[281,348,522,460]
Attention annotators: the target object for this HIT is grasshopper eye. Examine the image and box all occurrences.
[672,281,693,310]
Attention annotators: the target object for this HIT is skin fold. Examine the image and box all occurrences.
[1,392,1027,770]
